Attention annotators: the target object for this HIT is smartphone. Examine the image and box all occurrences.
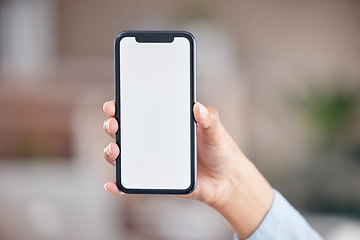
[114,31,196,194]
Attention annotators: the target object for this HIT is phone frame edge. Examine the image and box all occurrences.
[114,31,197,195]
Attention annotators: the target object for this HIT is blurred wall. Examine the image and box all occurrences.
[0,0,360,239]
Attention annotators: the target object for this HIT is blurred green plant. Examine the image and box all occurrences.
[297,86,358,149]
[288,84,360,218]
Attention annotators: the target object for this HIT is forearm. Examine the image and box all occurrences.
[210,155,274,239]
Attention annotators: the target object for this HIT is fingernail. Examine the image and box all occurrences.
[105,145,112,156]
[105,119,110,131]
[104,183,110,192]
[103,102,107,113]
[198,102,209,118]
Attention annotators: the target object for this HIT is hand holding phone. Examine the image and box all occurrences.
[103,98,274,239]
[104,31,291,240]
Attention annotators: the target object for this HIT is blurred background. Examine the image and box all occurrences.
[0,0,360,239]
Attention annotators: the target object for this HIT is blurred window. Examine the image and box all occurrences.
[0,0,56,77]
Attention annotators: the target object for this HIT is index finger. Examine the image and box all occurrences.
[103,100,116,117]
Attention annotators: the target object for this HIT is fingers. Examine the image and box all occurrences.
[103,100,116,117]
[103,142,120,166]
[103,101,124,196]
[103,100,118,138]
[104,181,125,195]
[103,117,118,138]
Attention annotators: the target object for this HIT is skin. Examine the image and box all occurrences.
[103,100,274,239]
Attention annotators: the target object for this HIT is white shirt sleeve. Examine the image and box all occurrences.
[234,189,323,240]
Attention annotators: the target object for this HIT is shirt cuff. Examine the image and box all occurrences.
[234,189,323,240]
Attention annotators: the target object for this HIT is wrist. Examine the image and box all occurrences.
[209,155,274,239]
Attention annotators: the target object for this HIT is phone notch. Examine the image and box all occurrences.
[135,33,174,43]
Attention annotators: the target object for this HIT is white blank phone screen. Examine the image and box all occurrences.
[120,37,191,189]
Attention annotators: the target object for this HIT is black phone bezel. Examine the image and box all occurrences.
[114,31,197,194]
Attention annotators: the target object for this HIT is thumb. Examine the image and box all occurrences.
[193,102,226,144]
[193,102,213,128]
